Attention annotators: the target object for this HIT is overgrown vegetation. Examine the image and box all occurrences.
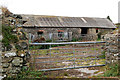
[29,44,66,50]
[72,37,82,42]
[103,64,119,77]
[97,32,102,40]
[99,51,105,59]
[2,24,18,48]
[5,67,46,79]
[95,63,119,78]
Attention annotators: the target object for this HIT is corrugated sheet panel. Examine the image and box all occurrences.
[21,15,116,28]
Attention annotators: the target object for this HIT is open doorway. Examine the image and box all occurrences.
[81,28,88,34]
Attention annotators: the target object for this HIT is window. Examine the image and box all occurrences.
[58,30,64,40]
[37,30,44,36]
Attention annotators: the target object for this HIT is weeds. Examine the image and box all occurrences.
[99,51,105,59]
[6,67,46,79]
[103,63,119,77]
[63,72,68,76]
[96,63,119,77]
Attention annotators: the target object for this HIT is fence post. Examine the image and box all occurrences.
[50,44,51,69]
[73,44,76,68]
[94,43,97,65]
[33,48,36,71]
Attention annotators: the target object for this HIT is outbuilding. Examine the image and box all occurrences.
[20,15,116,42]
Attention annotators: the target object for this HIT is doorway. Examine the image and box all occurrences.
[81,28,88,34]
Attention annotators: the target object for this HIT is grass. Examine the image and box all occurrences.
[64,72,69,76]
[6,67,46,79]
[103,63,119,77]
[95,63,119,77]
[99,51,106,59]
[97,38,101,41]
[91,48,99,51]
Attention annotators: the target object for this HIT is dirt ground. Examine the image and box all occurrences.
[42,66,106,78]
[30,43,106,77]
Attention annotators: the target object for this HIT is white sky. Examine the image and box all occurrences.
[0,0,119,23]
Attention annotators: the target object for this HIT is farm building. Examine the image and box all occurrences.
[20,15,116,42]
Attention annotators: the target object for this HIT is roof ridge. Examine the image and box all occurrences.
[19,14,105,19]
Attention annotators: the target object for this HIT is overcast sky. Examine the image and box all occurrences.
[0,0,119,23]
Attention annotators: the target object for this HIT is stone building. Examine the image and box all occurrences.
[20,15,116,42]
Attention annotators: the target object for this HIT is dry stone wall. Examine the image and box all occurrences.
[1,14,30,77]
[2,28,30,77]
[103,30,119,64]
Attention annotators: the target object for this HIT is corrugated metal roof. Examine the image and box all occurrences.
[21,15,116,28]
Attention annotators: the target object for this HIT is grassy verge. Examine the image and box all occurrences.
[95,63,119,77]
[6,67,46,79]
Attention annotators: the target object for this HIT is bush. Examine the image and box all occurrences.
[72,38,82,42]
[104,63,119,77]
[2,25,18,48]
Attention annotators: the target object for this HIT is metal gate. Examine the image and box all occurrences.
[29,41,106,71]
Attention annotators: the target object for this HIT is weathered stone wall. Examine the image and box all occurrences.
[104,30,119,64]
[23,27,98,41]
[1,27,30,77]
[1,13,30,77]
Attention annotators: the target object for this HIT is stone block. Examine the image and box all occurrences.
[2,57,13,63]
[2,63,9,68]
[12,57,23,67]
[8,67,21,74]
[4,52,16,57]
[2,68,8,73]
[110,49,119,53]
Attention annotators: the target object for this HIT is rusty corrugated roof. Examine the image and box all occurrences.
[21,15,116,28]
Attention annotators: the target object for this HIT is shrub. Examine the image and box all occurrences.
[97,32,101,40]
[72,37,82,42]
[104,63,119,77]
[2,25,18,48]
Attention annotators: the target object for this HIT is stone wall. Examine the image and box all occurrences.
[1,12,30,77]
[23,27,98,41]
[1,27,30,77]
[104,30,119,64]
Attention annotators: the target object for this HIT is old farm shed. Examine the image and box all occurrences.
[21,15,116,42]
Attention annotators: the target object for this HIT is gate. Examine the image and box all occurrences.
[29,41,106,71]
